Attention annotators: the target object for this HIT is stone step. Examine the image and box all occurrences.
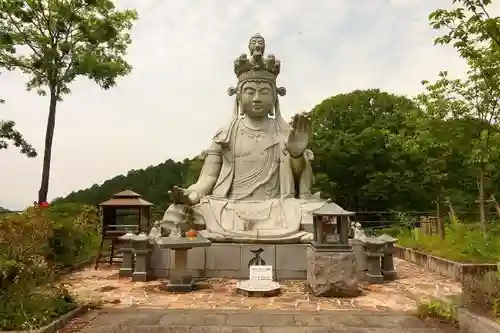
[110,326,449,333]
[76,309,456,333]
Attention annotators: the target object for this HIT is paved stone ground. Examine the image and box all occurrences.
[59,308,458,333]
[60,258,460,312]
[56,258,461,332]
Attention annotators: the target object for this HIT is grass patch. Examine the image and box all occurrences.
[417,298,459,327]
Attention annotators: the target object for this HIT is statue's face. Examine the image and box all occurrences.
[249,37,265,55]
[240,81,274,118]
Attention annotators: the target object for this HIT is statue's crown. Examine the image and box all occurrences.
[233,33,281,83]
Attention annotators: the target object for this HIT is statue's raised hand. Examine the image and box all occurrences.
[168,186,201,205]
[285,114,311,158]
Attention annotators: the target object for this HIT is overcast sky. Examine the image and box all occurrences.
[1,0,496,209]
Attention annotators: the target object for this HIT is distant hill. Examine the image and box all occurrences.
[55,158,202,215]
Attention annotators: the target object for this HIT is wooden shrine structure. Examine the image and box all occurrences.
[95,190,153,269]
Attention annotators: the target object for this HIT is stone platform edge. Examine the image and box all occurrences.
[458,308,500,333]
[0,307,88,333]
[393,245,497,281]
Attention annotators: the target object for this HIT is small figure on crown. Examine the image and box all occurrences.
[162,34,326,243]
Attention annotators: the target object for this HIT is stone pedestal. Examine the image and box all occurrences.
[379,234,398,280]
[306,245,360,297]
[155,235,211,292]
[132,233,152,282]
[167,248,193,292]
[118,232,135,277]
[362,237,385,284]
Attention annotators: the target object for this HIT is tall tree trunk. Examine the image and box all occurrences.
[478,167,487,236]
[38,88,57,203]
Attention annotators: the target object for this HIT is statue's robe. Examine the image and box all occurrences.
[163,117,325,242]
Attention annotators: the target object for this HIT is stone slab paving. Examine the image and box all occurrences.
[60,258,461,312]
[59,308,458,333]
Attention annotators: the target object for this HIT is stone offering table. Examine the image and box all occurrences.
[155,235,211,292]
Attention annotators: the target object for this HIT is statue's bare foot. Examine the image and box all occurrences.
[169,186,191,205]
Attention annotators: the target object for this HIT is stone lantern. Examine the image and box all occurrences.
[311,200,354,251]
[307,200,360,297]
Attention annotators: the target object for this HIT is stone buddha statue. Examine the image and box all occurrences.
[161,33,326,243]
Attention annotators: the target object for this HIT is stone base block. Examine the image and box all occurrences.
[366,272,384,284]
[382,270,397,281]
[149,242,309,279]
[119,268,133,277]
[132,272,149,282]
[163,278,195,292]
[306,246,360,297]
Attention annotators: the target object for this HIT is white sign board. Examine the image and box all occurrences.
[249,265,273,281]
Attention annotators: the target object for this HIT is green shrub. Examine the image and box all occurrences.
[386,217,500,263]
[0,286,77,331]
[0,203,101,271]
[0,207,54,293]
[44,203,101,267]
[0,203,101,330]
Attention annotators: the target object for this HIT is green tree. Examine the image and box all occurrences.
[0,0,138,203]
[0,119,37,157]
[425,0,500,231]
[310,89,433,211]
[1,83,36,157]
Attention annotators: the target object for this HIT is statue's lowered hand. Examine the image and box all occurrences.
[285,113,311,157]
[168,186,201,205]
[169,186,191,205]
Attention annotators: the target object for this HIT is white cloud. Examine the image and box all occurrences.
[0,0,497,209]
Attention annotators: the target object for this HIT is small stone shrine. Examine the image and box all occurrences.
[307,200,360,297]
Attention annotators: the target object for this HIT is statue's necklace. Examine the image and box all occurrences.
[241,121,268,142]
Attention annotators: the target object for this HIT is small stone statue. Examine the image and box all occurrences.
[148,220,162,239]
[351,222,366,240]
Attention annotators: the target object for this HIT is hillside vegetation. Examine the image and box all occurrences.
[55,90,499,218]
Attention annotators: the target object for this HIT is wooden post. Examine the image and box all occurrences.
[436,196,445,240]
[445,196,456,220]
[478,169,487,236]
[491,194,500,218]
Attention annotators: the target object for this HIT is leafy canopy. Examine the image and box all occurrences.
[0,0,138,96]
[425,0,500,172]
[0,119,37,157]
